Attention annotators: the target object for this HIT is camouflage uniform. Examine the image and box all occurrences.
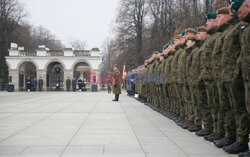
[199,27,220,131]
[177,46,188,119]
[185,45,197,124]
[157,59,165,109]
[148,60,157,105]
[212,21,236,139]
[140,69,147,101]
[240,15,250,114]
[222,19,249,144]
[164,53,174,112]
[153,59,161,107]
[190,40,204,127]
[171,45,185,116]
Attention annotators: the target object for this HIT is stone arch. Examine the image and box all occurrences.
[98,62,103,71]
[18,60,38,91]
[5,61,11,70]
[44,59,66,70]
[71,59,93,71]
[17,59,39,70]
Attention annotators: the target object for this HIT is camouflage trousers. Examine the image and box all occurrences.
[223,82,237,141]
[197,80,213,131]
[175,84,185,118]
[245,81,250,113]
[213,81,226,135]
[190,84,202,126]
[168,84,178,114]
[232,75,250,144]
[153,84,158,107]
[158,84,165,109]
[163,84,171,111]
[183,83,193,122]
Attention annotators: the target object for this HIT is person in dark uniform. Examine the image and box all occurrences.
[26,77,31,92]
[78,77,83,91]
[38,77,43,91]
[72,78,76,92]
[33,77,37,92]
[66,77,71,92]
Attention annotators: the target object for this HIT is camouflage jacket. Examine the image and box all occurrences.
[190,40,205,86]
[240,14,250,81]
[164,53,174,84]
[211,21,235,81]
[200,27,220,81]
[222,19,248,82]
[177,46,189,84]
[185,45,197,85]
[171,44,185,83]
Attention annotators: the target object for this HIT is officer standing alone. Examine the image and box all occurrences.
[112,65,121,101]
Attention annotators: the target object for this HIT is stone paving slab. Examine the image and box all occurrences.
[0,92,238,157]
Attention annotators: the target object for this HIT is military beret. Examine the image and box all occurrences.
[181,32,185,36]
[185,28,197,34]
[230,0,245,13]
[186,35,196,41]
[217,7,230,14]
[163,46,168,50]
[205,12,217,20]
[114,65,119,68]
[158,50,163,53]
[197,26,208,32]
[171,41,175,45]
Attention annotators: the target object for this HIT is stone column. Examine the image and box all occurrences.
[9,70,19,91]
[64,70,74,91]
[37,70,46,91]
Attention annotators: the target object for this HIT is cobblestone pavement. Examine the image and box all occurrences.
[0,92,237,157]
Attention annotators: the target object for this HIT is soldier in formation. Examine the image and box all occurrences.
[38,77,43,91]
[126,1,250,155]
[66,77,71,92]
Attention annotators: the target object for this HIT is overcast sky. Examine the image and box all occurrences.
[20,0,118,50]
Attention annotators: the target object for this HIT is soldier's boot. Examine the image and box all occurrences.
[168,112,178,120]
[223,142,249,154]
[175,117,184,123]
[239,150,250,157]
[179,120,194,129]
[176,117,186,126]
[171,114,180,121]
[204,132,224,142]
[214,137,235,148]
[188,125,202,132]
[196,129,213,137]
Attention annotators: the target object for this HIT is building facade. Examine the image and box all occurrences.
[5,43,103,91]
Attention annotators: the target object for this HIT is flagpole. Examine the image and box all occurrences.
[123,62,126,95]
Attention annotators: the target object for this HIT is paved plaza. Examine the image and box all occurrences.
[0,92,237,157]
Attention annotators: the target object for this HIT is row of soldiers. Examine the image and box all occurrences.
[126,0,250,155]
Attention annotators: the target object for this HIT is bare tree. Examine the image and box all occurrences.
[71,40,87,50]
[0,0,26,79]
[30,26,63,50]
[204,0,216,14]
[116,0,147,65]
